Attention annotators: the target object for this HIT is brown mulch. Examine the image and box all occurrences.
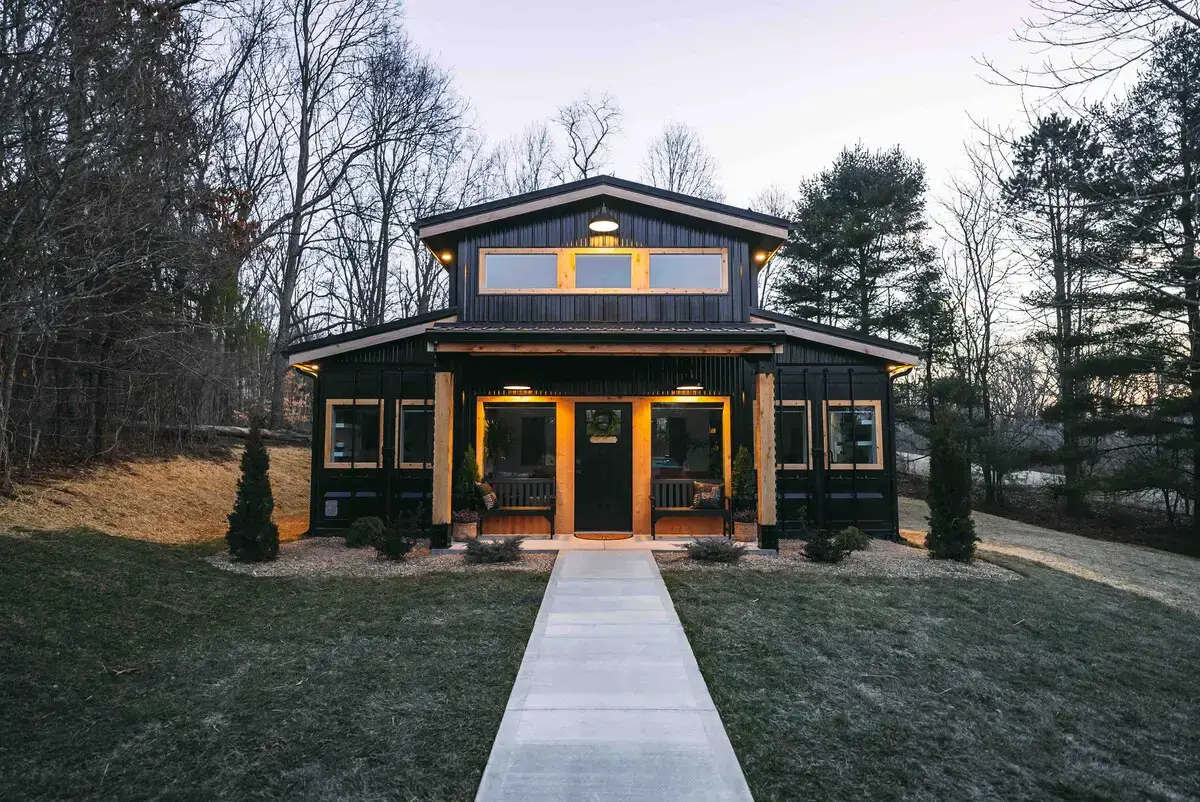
[207,536,555,578]
[0,445,310,544]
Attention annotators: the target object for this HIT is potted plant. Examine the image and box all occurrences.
[452,509,481,542]
[453,446,483,541]
[483,417,511,479]
[730,445,758,542]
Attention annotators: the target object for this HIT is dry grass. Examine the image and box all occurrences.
[0,446,309,544]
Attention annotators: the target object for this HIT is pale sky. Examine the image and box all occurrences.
[403,0,1042,206]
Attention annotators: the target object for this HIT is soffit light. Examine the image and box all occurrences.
[753,251,768,263]
[439,250,454,263]
[588,210,619,233]
[676,381,704,393]
[503,384,531,391]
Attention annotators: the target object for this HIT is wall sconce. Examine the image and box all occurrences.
[753,251,768,263]
[439,250,454,263]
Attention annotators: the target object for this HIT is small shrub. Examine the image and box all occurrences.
[927,413,978,562]
[836,525,871,552]
[345,516,385,548]
[803,529,850,563]
[686,538,747,563]
[453,509,481,523]
[373,523,417,561]
[733,508,757,524]
[226,419,279,563]
[731,445,756,511]
[464,536,524,564]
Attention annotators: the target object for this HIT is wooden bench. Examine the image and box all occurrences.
[482,478,556,536]
[650,478,730,540]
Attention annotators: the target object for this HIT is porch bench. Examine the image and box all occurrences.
[650,478,730,540]
[482,478,556,537]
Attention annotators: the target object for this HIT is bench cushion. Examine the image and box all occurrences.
[692,481,723,509]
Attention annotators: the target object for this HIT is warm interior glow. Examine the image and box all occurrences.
[588,212,619,233]
[502,384,532,391]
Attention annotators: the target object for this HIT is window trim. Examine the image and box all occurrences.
[776,399,811,470]
[324,398,383,469]
[478,247,728,295]
[822,400,884,470]
[396,399,433,469]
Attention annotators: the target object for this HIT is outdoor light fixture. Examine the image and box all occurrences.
[439,250,454,263]
[676,381,704,393]
[753,251,768,263]
[588,210,619,233]
[503,384,531,392]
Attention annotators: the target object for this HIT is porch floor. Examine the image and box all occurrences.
[474,550,753,802]
[437,535,776,554]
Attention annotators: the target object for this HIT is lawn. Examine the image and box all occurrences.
[664,560,1200,801]
[0,530,547,801]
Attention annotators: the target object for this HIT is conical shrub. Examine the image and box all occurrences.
[927,412,977,562]
[226,419,280,562]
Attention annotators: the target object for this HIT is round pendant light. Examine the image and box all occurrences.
[588,211,619,233]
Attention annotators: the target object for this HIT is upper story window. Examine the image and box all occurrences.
[479,248,727,294]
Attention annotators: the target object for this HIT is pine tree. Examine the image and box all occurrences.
[927,413,977,561]
[226,419,279,562]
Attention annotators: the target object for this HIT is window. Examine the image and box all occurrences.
[483,404,556,479]
[325,399,382,468]
[478,248,727,294]
[649,253,723,290]
[651,403,723,480]
[825,401,883,469]
[778,401,809,469]
[397,401,431,468]
[574,253,632,288]
[481,252,557,289]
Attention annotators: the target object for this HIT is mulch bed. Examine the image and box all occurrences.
[656,539,1016,580]
[208,536,555,577]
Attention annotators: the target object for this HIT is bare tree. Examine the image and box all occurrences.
[554,91,622,181]
[939,143,1018,502]
[641,122,724,200]
[748,185,793,308]
[495,121,557,195]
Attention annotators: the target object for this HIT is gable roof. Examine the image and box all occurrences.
[414,175,791,241]
[750,308,922,365]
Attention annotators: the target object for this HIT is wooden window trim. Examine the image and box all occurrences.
[324,398,383,469]
[396,399,433,469]
[777,399,811,470]
[822,400,884,471]
[478,247,728,295]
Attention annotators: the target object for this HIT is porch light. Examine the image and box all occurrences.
[503,384,531,392]
[588,211,619,233]
[439,250,453,263]
[676,381,704,393]
[754,251,768,263]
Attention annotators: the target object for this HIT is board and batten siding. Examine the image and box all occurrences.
[454,202,753,323]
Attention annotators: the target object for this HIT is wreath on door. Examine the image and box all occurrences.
[586,409,621,443]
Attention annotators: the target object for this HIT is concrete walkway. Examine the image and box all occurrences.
[900,496,1200,615]
[475,551,753,801]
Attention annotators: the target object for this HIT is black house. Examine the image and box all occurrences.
[284,176,921,548]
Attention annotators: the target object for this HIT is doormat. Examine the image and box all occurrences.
[574,532,634,541]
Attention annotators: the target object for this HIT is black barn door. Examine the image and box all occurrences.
[575,402,633,532]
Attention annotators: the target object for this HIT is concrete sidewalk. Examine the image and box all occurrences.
[475,551,753,801]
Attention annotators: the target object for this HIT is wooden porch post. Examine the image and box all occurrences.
[755,371,778,546]
[431,370,454,546]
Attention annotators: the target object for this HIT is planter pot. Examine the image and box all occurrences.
[733,521,759,543]
[452,521,479,542]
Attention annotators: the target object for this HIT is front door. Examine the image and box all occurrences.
[575,402,633,532]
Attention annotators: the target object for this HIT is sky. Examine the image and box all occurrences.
[403,0,1044,207]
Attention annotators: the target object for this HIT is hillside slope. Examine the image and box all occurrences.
[0,446,310,543]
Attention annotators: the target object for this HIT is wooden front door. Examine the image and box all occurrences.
[574,402,633,532]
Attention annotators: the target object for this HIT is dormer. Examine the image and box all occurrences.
[414,176,790,324]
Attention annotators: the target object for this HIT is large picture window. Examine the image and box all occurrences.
[483,404,556,479]
[825,401,883,469]
[479,248,727,294]
[651,403,723,480]
[325,399,382,468]
[777,400,809,469]
[397,400,432,468]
